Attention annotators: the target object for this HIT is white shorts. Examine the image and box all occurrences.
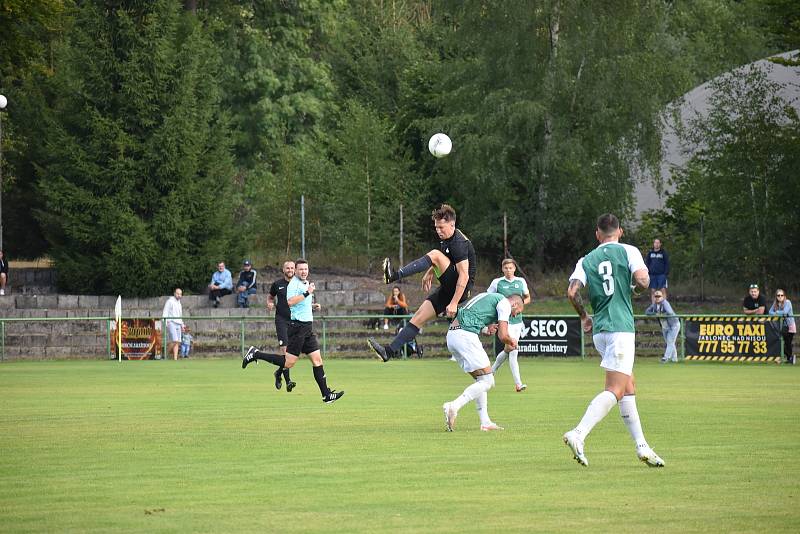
[446,328,491,373]
[593,332,635,376]
[167,322,183,343]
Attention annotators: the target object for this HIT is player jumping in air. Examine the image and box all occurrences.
[368,204,475,362]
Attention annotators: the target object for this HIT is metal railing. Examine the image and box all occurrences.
[0,313,795,362]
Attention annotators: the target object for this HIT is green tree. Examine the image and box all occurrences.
[34,0,237,295]
[206,0,339,169]
[651,64,800,288]
[416,1,695,271]
[0,0,74,259]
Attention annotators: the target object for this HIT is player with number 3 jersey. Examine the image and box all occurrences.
[562,213,665,468]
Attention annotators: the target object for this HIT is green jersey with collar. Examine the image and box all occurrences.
[569,242,646,334]
[487,276,528,325]
[456,292,512,335]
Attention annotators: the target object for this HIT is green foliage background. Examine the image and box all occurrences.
[0,0,797,294]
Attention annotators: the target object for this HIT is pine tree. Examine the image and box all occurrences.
[35,0,237,296]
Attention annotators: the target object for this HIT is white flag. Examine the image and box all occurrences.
[114,295,122,322]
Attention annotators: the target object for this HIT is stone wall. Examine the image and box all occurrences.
[0,280,393,361]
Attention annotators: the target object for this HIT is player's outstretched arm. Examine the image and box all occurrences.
[421,267,435,292]
[568,279,593,333]
[446,260,470,317]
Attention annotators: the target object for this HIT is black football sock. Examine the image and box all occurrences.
[254,350,286,368]
[313,365,330,396]
[389,323,420,354]
[395,255,433,281]
[282,367,291,381]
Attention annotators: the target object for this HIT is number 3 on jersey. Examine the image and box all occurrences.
[598,260,614,296]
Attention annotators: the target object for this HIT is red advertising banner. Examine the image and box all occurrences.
[111,319,162,360]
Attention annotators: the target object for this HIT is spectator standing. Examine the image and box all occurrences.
[769,289,795,365]
[645,291,681,363]
[180,327,193,358]
[0,250,7,295]
[644,238,669,303]
[162,288,185,361]
[383,286,409,330]
[742,284,767,315]
[267,260,297,392]
[236,260,258,308]
[208,262,233,308]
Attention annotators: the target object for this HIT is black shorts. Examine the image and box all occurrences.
[425,265,472,315]
[286,320,320,356]
[275,315,290,347]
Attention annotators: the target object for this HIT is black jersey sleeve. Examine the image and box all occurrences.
[449,232,472,264]
[269,280,279,297]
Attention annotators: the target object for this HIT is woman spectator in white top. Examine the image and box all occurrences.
[769,289,795,365]
[162,288,185,361]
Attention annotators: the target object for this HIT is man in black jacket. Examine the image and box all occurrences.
[644,239,670,304]
[236,260,258,308]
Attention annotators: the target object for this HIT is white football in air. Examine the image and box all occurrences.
[428,133,452,158]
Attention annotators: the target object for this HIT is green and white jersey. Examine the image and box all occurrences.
[487,276,528,325]
[569,242,646,334]
[456,292,512,335]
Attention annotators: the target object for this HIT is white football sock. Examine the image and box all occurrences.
[452,374,495,412]
[618,394,648,447]
[491,351,507,373]
[574,390,618,438]
[508,349,522,386]
[475,391,491,425]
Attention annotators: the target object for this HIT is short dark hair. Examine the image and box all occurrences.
[596,213,620,235]
[508,294,524,305]
[432,204,456,223]
[295,258,308,267]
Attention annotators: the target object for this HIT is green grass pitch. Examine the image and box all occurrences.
[1,358,798,533]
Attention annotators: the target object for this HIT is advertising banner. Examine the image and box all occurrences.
[111,318,162,360]
[684,316,782,362]
[515,317,583,357]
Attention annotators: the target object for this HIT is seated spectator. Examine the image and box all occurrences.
[208,261,233,308]
[769,289,795,365]
[0,250,7,295]
[645,291,680,363]
[180,327,194,358]
[383,286,409,330]
[236,260,258,308]
[742,284,767,315]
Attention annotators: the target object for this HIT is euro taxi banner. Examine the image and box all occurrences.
[684,316,782,362]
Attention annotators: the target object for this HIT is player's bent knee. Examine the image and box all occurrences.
[476,373,495,390]
[426,250,451,272]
